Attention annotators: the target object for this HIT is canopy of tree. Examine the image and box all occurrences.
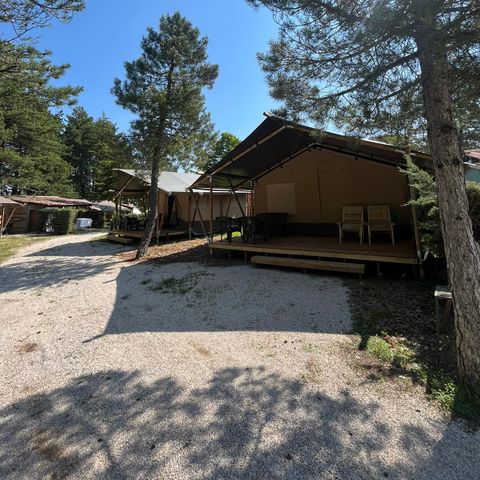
[0,45,79,196]
[113,12,218,258]
[250,0,480,391]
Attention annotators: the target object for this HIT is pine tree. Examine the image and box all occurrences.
[0,46,79,195]
[249,0,480,390]
[113,12,218,259]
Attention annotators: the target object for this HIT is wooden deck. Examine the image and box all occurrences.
[210,235,418,265]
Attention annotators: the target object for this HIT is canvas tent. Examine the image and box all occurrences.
[192,113,433,273]
[112,169,247,238]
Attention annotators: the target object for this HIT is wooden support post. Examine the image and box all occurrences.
[225,193,232,218]
[187,194,192,239]
[155,191,160,245]
[0,206,5,237]
[229,182,246,218]
[115,197,119,231]
[189,189,209,240]
[209,176,214,243]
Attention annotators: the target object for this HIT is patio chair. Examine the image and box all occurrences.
[366,205,395,245]
[216,216,241,243]
[337,206,364,244]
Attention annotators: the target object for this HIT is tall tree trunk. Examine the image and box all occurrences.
[415,22,480,389]
[136,148,161,260]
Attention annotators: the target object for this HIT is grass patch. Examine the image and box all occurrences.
[0,235,52,264]
[348,279,479,425]
[151,270,211,295]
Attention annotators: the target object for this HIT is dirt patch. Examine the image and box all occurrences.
[191,342,212,358]
[301,357,323,385]
[118,237,243,267]
[32,429,65,462]
[15,342,38,354]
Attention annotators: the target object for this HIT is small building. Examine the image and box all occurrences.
[7,196,92,234]
[465,150,480,183]
[0,196,23,236]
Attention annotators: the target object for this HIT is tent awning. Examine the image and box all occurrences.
[191,114,433,190]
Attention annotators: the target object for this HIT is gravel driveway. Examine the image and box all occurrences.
[0,233,478,479]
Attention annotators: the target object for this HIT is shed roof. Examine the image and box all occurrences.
[0,196,22,206]
[9,195,92,207]
[465,149,480,162]
[191,114,433,190]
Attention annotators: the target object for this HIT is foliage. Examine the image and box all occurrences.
[248,0,480,147]
[0,45,80,196]
[349,279,479,423]
[62,108,132,199]
[113,12,218,173]
[202,132,241,171]
[113,12,218,258]
[0,235,48,263]
[1,0,84,77]
[39,207,77,234]
[401,156,480,256]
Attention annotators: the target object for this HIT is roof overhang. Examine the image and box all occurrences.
[191,114,433,190]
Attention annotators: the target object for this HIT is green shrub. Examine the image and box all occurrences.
[366,336,394,363]
[401,156,480,257]
[39,208,77,235]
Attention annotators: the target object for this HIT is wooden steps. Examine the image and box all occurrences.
[107,232,135,244]
[251,255,365,276]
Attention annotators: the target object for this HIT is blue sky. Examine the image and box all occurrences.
[33,0,280,140]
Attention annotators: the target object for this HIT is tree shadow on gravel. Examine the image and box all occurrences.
[1,367,476,480]
[0,239,129,294]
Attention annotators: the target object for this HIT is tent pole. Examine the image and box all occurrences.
[189,190,209,240]
[112,177,133,200]
[188,193,192,239]
[209,176,213,243]
[0,206,5,237]
[155,191,160,245]
[225,193,232,217]
[115,197,119,231]
[229,181,246,217]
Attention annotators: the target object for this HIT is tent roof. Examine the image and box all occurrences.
[115,169,247,196]
[191,114,433,190]
[116,169,200,194]
[0,196,22,206]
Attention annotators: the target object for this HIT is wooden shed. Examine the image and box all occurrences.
[7,196,92,234]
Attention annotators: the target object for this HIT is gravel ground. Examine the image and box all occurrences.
[0,233,478,480]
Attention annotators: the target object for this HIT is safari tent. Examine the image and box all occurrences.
[111,169,247,241]
[191,114,433,276]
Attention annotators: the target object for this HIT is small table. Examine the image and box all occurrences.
[434,285,453,333]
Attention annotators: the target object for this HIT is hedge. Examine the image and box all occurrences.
[39,208,77,235]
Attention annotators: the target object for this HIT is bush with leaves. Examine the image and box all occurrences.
[401,156,480,257]
[39,208,77,235]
